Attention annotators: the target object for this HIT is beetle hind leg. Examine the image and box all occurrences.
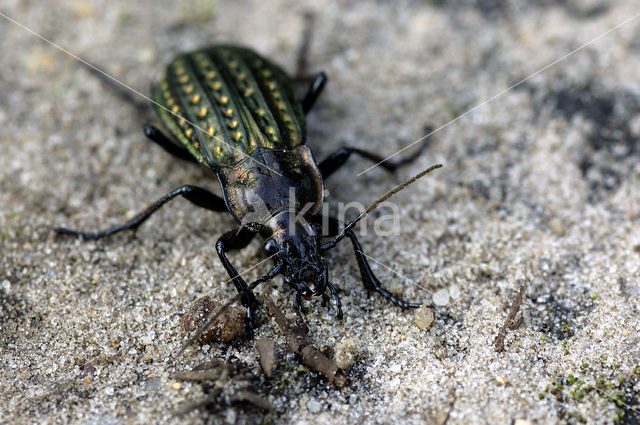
[293,10,328,115]
[301,72,327,114]
[77,58,148,111]
[318,125,434,179]
[296,11,315,77]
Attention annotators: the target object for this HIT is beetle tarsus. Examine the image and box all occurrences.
[55,224,139,240]
[318,217,420,310]
[216,229,262,317]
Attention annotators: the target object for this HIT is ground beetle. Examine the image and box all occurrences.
[58,37,432,327]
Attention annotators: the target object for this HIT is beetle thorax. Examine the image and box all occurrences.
[217,145,324,232]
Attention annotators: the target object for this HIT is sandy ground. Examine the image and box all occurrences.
[2,1,640,424]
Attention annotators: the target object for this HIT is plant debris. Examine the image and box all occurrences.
[173,358,273,415]
[255,338,277,378]
[494,285,526,352]
[180,295,246,343]
[261,294,351,388]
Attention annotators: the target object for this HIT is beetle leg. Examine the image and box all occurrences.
[344,229,421,308]
[76,60,196,163]
[301,72,328,114]
[317,216,420,309]
[143,124,197,163]
[326,281,343,319]
[292,11,327,114]
[57,185,226,239]
[295,11,315,77]
[293,291,308,320]
[216,228,261,328]
[318,125,433,179]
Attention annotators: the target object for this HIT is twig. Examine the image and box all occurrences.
[173,389,223,416]
[173,370,223,382]
[261,294,350,388]
[494,285,525,352]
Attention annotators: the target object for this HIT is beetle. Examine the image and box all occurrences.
[57,42,431,327]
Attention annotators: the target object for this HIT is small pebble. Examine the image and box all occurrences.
[449,284,461,300]
[334,340,356,369]
[433,289,450,306]
[144,378,161,390]
[180,295,246,343]
[172,382,182,390]
[549,217,564,235]
[415,304,435,329]
[496,375,508,385]
[307,400,322,413]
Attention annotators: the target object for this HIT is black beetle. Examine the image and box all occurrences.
[58,40,434,327]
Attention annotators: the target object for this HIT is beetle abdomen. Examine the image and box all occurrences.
[151,45,306,167]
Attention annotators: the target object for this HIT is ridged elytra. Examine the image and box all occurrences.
[151,46,306,167]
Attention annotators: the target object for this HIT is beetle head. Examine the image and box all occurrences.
[262,220,327,298]
[260,212,342,318]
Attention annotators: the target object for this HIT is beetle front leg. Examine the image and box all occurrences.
[343,229,421,309]
[216,228,261,328]
[318,216,420,309]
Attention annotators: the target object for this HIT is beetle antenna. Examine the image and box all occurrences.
[324,163,443,248]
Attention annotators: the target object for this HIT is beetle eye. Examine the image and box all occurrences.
[263,238,278,256]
